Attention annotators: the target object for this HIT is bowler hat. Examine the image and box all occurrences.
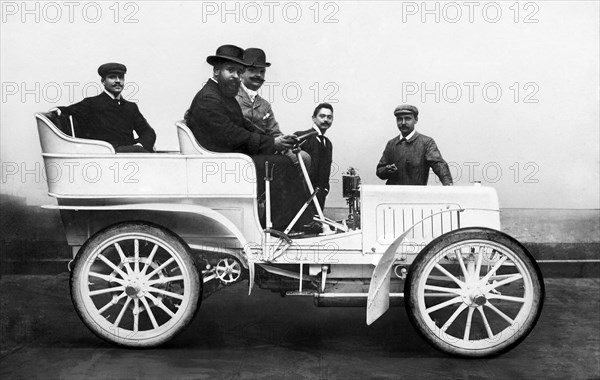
[98,62,127,77]
[243,48,271,68]
[394,104,419,117]
[207,44,246,66]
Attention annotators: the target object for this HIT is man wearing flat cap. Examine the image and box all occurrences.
[376,105,453,186]
[236,48,310,168]
[55,62,156,152]
[184,45,317,234]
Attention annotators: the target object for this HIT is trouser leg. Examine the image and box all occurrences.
[251,155,315,231]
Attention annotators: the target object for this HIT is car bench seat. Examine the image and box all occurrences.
[175,120,214,155]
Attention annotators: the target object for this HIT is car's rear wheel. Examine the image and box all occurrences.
[70,222,201,347]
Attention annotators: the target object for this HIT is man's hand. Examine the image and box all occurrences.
[385,163,398,173]
[274,134,298,151]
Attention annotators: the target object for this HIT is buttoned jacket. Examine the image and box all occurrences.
[235,87,282,138]
[184,79,274,154]
[376,131,453,186]
[295,128,332,208]
[59,92,156,151]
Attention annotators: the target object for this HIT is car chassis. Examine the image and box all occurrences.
[35,112,544,357]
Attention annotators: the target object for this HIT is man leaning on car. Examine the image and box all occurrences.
[376,105,453,186]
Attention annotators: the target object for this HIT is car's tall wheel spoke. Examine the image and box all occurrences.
[441,303,468,332]
[134,239,140,274]
[484,274,523,292]
[133,298,140,333]
[426,296,463,313]
[147,275,184,286]
[145,257,175,280]
[487,294,525,303]
[140,296,159,329]
[140,244,158,276]
[89,286,125,297]
[455,249,469,280]
[98,254,128,280]
[424,284,462,295]
[434,263,464,288]
[148,287,184,300]
[146,293,176,318]
[88,271,126,285]
[113,297,132,328]
[114,242,133,276]
[477,306,494,338]
[97,292,127,314]
[475,246,484,278]
[485,302,515,324]
[481,256,508,283]
[463,307,474,341]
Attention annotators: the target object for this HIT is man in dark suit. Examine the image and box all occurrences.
[184,45,317,234]
[55,63,156,153]
[295,103,334,210]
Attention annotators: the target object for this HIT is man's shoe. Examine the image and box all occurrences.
[302,221,323,235]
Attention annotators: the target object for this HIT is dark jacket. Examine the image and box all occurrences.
[185,80,274,154]
[58,92,156,151]
[295,128,332,209]
[376,132,453,186]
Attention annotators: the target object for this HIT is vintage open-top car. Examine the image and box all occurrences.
[35,111,544,357]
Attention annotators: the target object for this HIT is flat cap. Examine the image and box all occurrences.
[394,104,419,117]
[98,62,127,77]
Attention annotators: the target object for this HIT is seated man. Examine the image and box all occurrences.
[54,62,156,153]
[236,47,311,170]
[184,44,317,234]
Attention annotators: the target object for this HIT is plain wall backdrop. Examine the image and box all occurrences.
[1,0,598,208]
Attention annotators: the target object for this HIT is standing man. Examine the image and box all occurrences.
[236,47,310,168]
[295,103,334,209]
[55,63,156,153]
[376,105,453,186]
[184,45,317,234]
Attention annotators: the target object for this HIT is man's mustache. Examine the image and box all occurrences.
[250,77,265,83]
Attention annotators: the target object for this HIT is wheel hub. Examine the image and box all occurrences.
[461,286,488,307]
[472,294,487,306]
[124,275,150,298]
[125,285,140,297]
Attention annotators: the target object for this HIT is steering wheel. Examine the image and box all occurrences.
[293,130,319,148]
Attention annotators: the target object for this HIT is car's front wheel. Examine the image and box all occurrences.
[405,227,544,357]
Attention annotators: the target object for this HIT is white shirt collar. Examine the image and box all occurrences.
[400,129,416,141]
[312,124,323,136]
[241,83,258,102]
[210,77,218,84]
[104,89,121,100]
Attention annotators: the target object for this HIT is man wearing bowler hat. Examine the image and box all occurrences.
[184,44,318,235]
[376,105,453,186]
[54,62,156,153]
[235,48,309,168]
